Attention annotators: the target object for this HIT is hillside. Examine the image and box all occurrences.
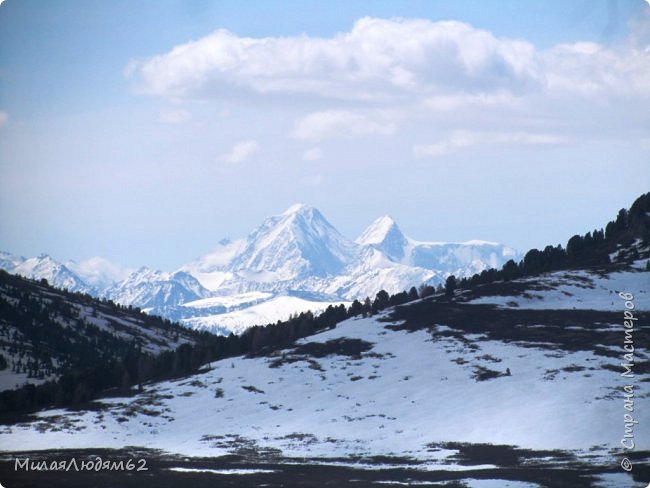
[0,271,213,405]
[0,271,356,414]
[0,259,648,487]
[1,193,649,487]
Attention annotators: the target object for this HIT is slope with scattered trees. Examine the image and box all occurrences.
[1,192,647,415]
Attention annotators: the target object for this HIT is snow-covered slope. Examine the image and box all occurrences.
[464,261,650,311]
[182,291,274,311]
[3,266,647,487]
[182,295,351,335]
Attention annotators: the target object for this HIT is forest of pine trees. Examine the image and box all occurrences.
[446,192,650,294]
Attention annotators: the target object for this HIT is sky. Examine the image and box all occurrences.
[0,0,649,271]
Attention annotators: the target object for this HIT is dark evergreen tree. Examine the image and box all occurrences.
[348,299,364,317]
[418,284,434,298]
[372,290,390,312]
[408,286,419,301]
[444,275,457,296]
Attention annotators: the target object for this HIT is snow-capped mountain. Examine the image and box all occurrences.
[357,215,518,277]
[106,267,210,311]
[0,252,92,293]
[0,251,24,271]
[228,204,357,281]
[181,204,360,296]
[0,204,518,334]
[183,204,516,298]
[322,246,437,299]
[170,204,517,331]
[356,215,410,261]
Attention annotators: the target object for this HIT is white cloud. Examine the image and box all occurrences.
[0,111,8,127]
[291,110,396,140]
[158,108,191,124]
[303,147,323,161]
[129,17,650,148]
[129,17,650,103]
[219,140,260,163]
[66,257,131,287]
[540,41,650,96]
[413,130,565,158]
[131,18,545,101]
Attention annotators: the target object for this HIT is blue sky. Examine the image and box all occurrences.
[1,0,649,270]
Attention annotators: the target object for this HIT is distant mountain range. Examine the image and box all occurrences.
[0,204,517,333]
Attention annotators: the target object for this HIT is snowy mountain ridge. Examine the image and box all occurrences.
[0,252,94,294]
[0,205,518,334]
[180,204,516,300]
[356,214,516,275]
